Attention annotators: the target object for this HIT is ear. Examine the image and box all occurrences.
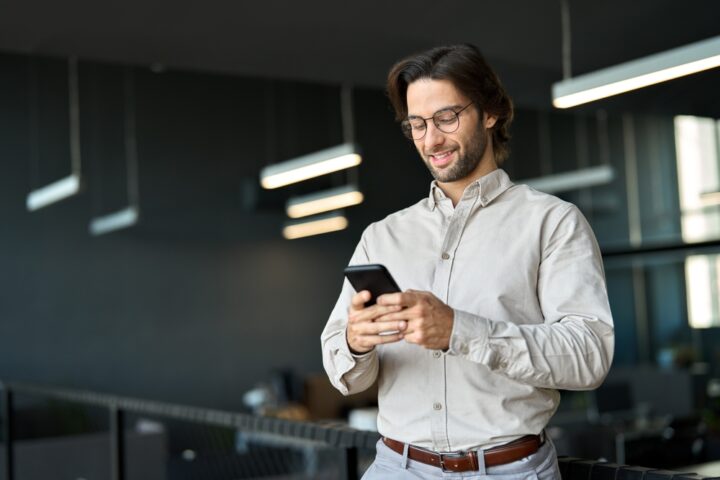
[484,113,498,129]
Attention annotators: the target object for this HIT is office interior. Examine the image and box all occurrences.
[1,0,720,478]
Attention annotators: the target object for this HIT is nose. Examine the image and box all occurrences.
[421,121,445,151]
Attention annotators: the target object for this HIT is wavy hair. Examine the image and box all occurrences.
[387,44,514,165]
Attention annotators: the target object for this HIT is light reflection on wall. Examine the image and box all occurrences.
[677,115,720,328]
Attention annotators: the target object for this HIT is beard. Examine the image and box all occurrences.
[422,127,489,183]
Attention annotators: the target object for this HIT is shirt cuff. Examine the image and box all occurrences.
[325,328,377,394]
[351,349,375,359]
[448,309,497,366]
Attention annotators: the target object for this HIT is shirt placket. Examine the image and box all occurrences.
[428,193,476,451]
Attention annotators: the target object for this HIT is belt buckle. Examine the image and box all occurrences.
[439,451,468,473]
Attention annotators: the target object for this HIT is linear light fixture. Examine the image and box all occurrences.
[282,211,348,240]
[27,57,82,211]
[286,184,364,219]
[88,68,141,236]
[26,174,81,211]
[553,35,720,108]
[260,143,361,189]
[89,206,139,236]
[520,165,614,194]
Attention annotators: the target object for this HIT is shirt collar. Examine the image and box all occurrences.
[427,168,514,210]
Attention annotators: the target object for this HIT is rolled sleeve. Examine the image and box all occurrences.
[322,327,378,395]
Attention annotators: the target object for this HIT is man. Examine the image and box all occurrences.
[321,44,614,478]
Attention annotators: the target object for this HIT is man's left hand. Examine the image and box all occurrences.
[376,290,454,350]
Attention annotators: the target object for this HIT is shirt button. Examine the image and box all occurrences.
[433,351,441,358]
[433,402,442,411]
[441,252,450,260]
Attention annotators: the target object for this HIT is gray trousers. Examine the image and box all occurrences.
[361,437,561,479]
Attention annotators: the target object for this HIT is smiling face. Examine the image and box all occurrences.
[406,78,497,188]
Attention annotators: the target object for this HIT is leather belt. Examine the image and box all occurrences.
[382,434,542,473]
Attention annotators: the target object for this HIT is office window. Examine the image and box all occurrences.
[675,115,720,243]
[685,254,720,328]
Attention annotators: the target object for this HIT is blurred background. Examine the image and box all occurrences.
[1,0,720,478]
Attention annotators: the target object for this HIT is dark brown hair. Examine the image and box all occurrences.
[387,44,514,165]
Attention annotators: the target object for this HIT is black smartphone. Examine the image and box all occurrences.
[344,264,401,306]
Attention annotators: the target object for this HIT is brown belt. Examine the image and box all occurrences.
[382,434,542,473]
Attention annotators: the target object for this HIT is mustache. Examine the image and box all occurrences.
[425,147,456,156]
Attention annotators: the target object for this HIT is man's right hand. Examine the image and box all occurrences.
[346,290,407,354]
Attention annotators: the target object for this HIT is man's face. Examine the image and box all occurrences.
[406,79,494,184]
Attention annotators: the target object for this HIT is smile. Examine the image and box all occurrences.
[429,150,455,167]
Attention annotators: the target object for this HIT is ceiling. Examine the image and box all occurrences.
[2,0,720,113]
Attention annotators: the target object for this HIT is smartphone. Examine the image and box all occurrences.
[344,264,401,306]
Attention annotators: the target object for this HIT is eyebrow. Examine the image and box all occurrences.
[406,105,464,119]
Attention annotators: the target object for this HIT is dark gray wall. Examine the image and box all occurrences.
[0,52,434,410]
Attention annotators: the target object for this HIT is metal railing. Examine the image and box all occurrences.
[0,381,717,479]
[0,381,379,480]
[557,457,719,479]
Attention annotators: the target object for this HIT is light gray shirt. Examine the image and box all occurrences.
[321,168,614,452]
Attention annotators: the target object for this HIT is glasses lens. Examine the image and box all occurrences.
[400,120,414,139]
[434,110,459,133]
[401,119,427,140]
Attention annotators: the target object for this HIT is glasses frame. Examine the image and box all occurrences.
[401,102,475,140]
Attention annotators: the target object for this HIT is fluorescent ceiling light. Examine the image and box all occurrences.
[89,206,139,236]
[283,211,348,240]
[286,185,364,218]
[520,165,614,194]
[260,143,361,189]
[553,35,720,108]
[27,59,83,212]
[26,174,81,211]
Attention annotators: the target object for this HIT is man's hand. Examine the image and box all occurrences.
[376,290,454,350]
[346,290,407,354]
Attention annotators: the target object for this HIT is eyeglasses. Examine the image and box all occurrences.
[400,102,474,140]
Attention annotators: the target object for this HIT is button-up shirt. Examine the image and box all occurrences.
[321,168,614,452]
